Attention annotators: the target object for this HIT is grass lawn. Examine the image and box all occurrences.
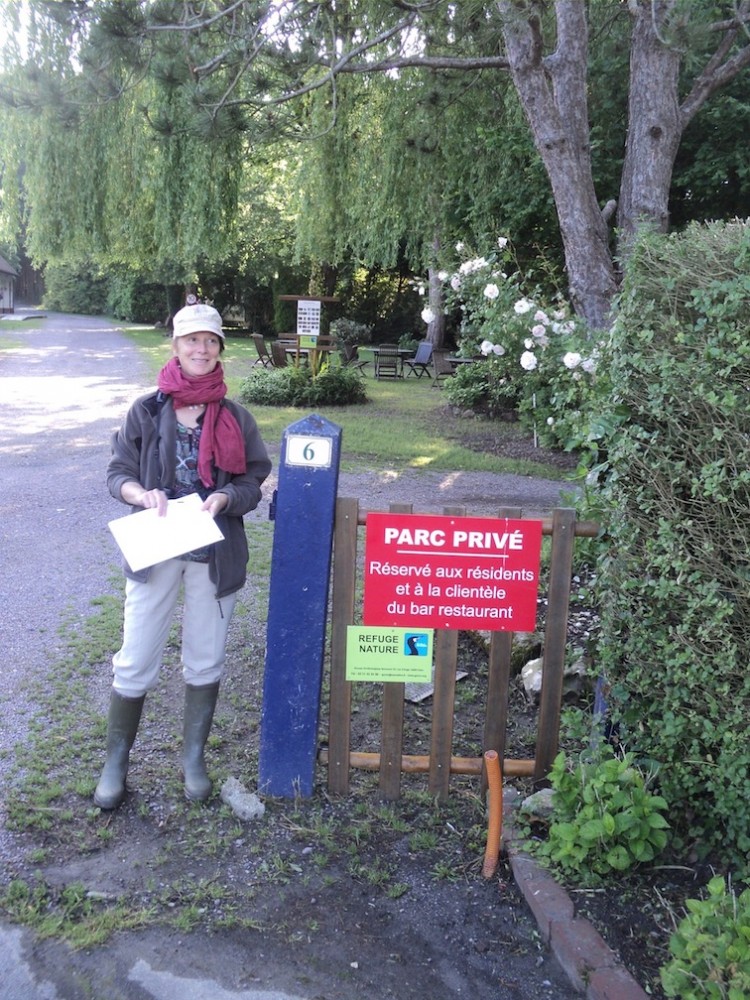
[122,326,576,480]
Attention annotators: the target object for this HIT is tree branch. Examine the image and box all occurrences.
[335,54,510,73]
[681,35,750,124]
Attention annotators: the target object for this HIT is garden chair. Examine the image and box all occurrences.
[404,341,433,378]
[374,343,402,379]
[252,334,273,368]
[340,343,370,374]
[431,350,456,387]
[270,341,288,367]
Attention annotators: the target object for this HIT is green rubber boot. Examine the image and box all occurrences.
[93,691,145,810]
[183,682,220,802]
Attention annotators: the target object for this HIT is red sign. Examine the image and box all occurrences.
[363,513,542,632]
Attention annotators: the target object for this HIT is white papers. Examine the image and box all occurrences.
[108,493,224,572]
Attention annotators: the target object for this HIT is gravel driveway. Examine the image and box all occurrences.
[0,312,156,864]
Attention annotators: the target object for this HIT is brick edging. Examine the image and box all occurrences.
[502,794,650,1000]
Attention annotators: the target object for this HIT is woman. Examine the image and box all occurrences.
[95,303,272,809]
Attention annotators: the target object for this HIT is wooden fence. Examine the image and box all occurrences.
[319,498,599,801]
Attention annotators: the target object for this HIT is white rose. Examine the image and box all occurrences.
[520,351,538,371]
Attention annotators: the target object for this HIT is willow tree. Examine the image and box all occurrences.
[4,1,750,329]
[292,63,527,345]
[0,1,244,287]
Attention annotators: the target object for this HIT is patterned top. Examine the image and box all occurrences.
[174,420,211,563]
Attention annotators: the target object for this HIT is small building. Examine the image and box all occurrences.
[0,254,18,313]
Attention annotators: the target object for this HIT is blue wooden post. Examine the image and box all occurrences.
[258,414,342,797]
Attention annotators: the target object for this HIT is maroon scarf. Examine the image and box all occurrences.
[157,357,246,488]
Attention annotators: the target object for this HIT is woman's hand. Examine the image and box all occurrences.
[139,488,168,515]
[202,492,229,517]
[121,481,168,516]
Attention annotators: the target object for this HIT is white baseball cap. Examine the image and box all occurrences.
[172,303,225,339]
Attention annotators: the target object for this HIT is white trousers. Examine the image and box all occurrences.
[112,558,238,698]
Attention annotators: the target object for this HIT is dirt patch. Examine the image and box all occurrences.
[457,419,580,473]
[4,589,683,999]
[5,616,580,998]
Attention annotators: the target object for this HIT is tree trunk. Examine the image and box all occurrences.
[616,2,683,254]
[499,1,617,331]
[165,284,184,333]
[426,265,446,348]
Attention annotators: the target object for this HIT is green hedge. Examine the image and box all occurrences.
[597,220,750,865]
[106,271,166,323]
[43,262,108,315]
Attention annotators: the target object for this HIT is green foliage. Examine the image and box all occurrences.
[596,220,750,865]
[106,271,166,323]
[397,331,419,352]
[330,264,423,341]
[660,875,750,999]
[43,261,108,314]
[532,748,669,883]
[238,362,368,408]
[0,878,153,948]
[294,62,522,276]
[444,357,519,416]
[329,317,373,347]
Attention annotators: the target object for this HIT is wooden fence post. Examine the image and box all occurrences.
[534,507,577,785]
[328,496,359,796]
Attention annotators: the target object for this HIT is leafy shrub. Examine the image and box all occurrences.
[238,363,368,407]
[531,748,669,883]
[329,318,373,347]
[660,875,750,999]
[595,220,750,865]
[106,271,166,323]
[43,261,107,315]
[443,357,519,416]
[397,332,419,352]
[435,238,608,459]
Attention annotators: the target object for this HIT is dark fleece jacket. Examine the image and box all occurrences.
[107,390,272,598]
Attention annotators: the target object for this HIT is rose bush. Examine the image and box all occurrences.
[432,239,607,460]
